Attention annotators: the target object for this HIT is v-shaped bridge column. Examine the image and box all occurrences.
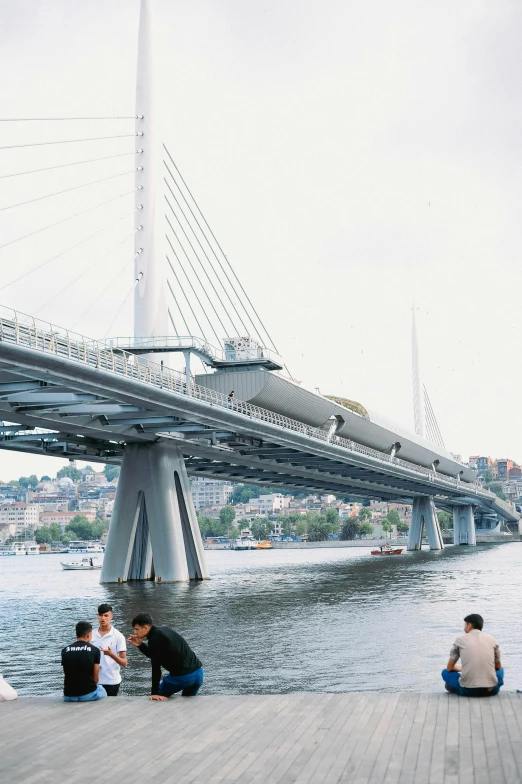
[101,442,209,583]
[452,505,476,545]
[407,496,444,550]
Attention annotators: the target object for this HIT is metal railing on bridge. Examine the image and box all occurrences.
[0,305,508,509]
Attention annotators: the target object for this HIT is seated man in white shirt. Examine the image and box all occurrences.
[90,603,127,696]
[441,613,504,697]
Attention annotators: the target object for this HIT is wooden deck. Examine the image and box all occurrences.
[2,692,522,783]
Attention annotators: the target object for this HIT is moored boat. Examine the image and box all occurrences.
[255,540,273,549]
[61,557,102,570]
[371,546,403,556]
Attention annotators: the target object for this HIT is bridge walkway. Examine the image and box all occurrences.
[2,692,522,783]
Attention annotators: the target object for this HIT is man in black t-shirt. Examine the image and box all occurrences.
[128,612,204,701]
[62,621,107,702]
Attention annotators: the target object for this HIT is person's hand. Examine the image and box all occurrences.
[100,646,113,658]
[127,635,142,647]
[150,695,167,701]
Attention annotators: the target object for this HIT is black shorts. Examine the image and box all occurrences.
[101,683,120,697]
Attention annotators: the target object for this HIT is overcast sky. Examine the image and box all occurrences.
[0,0,520,481]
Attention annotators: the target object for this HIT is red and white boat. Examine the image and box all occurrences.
[371,546,403,556]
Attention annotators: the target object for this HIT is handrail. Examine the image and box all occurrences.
[0,304,509,510]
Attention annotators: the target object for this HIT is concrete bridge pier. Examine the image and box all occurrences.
[100,442,209,583]
[407,496,444,550]
[452,505,476,545]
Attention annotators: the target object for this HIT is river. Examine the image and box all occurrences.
[1,543,521,696]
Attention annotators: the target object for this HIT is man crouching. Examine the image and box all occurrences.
[128,613,204,701]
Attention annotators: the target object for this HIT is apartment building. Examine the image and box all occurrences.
[0,502,39,533]
[190,477,234,510]
[250,493,290,515]
[40,510,96,529]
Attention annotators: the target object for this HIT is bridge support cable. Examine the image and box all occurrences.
[0,170,136,214]
[0,133,140,151]
[0,188,138,253]
[165,254,213,345]
[70,252,140,331]
[165,212,236,339]
[423,386,445,448]
[166,280,191,336]
[167,307,180,340]
[0,152,135,181]
[0,212,138,294]
[34,228,137,316]
[0,116,140,122]
[163,143,281,355]
[164,174,255,340]
[103,271,144,339]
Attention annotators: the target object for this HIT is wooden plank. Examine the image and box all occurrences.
[444,692,460,784]
[368,692,410,784]
[487,696,519,784]
[429,695,449,784]
[320,693,381,784]
[383,693,420,784]
[456,695,474,784]
[481,697,506,784]
[411,693,438,784]
[498,694,522,780]
[350,693,401,784]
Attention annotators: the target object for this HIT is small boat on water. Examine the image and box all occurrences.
[371,546,404,556]
[61,557,102,571]
[231,537,257,551]
[0,544,16,556]
[255,540,273,550]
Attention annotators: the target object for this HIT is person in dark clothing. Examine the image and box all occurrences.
[61,621,107,702]
[128,612,204,701]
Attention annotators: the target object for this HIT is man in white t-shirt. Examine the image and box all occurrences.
[90,603,127,696]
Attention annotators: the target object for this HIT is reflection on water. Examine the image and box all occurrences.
[1,544,521,696]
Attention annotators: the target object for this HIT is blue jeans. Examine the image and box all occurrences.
[441,668,504,697]
[63,684,107,702]
[158,667,204,697]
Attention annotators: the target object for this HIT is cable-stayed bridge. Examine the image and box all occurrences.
[0,1,517,583]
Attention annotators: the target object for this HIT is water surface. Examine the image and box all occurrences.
[1,544,520,695]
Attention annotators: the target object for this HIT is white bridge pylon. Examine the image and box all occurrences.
[102,0,209,582]
[100,443,208,583]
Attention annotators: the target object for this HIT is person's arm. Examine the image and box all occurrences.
[150,659,164,698]
[93,663,100,684]
[494,644,502,670]
[128,635,151,658]
[447,642,461,672]
[446,658,461,672]
[100,646,127,667]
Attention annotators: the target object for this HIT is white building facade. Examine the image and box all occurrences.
[0,503,40,534]
[190,477,234,510]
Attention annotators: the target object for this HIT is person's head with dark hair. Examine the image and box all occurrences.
[464,613,484,631]
[76,621,93,640]
[132,612,153,640]
[97,603,113,632]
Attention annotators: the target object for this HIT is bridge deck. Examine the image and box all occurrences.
[2,692,522,783]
